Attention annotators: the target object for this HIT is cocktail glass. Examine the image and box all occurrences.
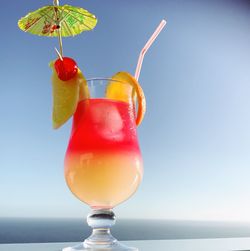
[63,78,144,251]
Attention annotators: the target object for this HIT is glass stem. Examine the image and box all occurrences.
[84,209,117,248]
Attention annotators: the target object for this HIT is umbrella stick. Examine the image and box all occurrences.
[57,29,63,57]
[53,0,62,56]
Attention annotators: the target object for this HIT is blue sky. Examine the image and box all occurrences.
[1,0,250,221]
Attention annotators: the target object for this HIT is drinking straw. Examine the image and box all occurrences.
[134,19,167,81]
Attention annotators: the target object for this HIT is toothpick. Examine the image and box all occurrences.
[55,47,63,61]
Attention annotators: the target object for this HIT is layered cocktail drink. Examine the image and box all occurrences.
[65,97,143,209]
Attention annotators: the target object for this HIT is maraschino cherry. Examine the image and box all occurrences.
[55,57,78,81]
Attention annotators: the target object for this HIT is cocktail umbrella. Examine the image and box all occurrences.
[18,0,97,56]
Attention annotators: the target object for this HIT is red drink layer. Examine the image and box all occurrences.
[65,98,143,209]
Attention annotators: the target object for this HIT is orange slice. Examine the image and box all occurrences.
[106,72,146,126]
[106,76,133,103]
[50,61,89,129]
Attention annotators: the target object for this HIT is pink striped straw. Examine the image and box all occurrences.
[134,19,167,81]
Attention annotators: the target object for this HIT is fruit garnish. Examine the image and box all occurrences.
[78,70,90,101]
[106,72,146,126]
[105,77,133,103]
[54,57,78,81]
[50,60,89,129]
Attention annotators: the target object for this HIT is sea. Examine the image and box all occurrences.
[1,218,250,244]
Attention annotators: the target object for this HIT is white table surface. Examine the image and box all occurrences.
[1,238,250,251]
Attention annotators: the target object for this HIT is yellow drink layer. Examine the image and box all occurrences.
[65,152,143,209]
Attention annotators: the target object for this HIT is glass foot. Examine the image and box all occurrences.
[62,241,138,251]
[62,209,138,251]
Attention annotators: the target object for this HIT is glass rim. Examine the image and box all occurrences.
[86,77,129,86]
